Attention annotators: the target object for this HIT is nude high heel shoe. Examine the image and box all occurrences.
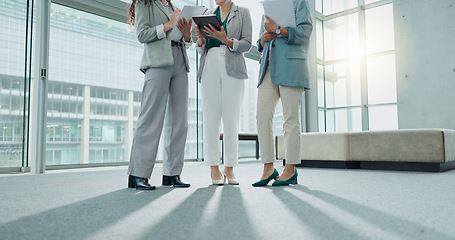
[211,171,225,185]
[223,170,239,185]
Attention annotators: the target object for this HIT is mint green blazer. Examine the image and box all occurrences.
[257,0,313,89]
[135,0,190,73]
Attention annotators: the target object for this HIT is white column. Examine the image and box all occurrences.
[30,0,50,174]
[305,0,319,132]
[80,85,90,163]
[359,0,369,131]
[125,90,134,162]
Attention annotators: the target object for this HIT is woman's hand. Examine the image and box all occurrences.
[260,32,277,48]
[203,24,229,43]
[263,15,279,33]
[177,17,193,42]
[169,8,182,27]
[164,8,182,32]
[194,26,204,47]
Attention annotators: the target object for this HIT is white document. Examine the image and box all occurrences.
[261,0,296,28]
[170,5,207,41]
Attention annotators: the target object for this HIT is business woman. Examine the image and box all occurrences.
[252,0,313,186]
[127,0,193,190]
[195,0,252,185]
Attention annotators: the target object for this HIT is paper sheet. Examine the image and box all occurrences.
[170,5,207,41]
[261,0,296,28]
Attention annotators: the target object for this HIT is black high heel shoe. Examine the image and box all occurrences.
[162,175,191,188]
[128,175,156,190]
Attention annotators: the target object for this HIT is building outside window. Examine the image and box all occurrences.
[1,0,398,170]
[0,0,33,168]
[316,0,397,132]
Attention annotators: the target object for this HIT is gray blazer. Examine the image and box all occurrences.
[197,3,252,82]
[135,0,190,73]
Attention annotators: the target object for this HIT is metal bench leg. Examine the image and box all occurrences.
[255,139,259,160]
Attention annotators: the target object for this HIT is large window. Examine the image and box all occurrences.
[47,3,142,165]
[322,0,357,15]
[365,3,397,130]
[0,0,33,168]
[1,0,268,170]
[316,0,397,132]
[45,0,206,165]
[323,13,359,61]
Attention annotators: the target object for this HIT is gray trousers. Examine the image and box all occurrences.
[128,46,188,179]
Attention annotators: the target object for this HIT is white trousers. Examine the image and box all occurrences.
[201,47,245,167]
[256,67,304,165]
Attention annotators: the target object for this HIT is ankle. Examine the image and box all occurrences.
[263,163,274,172]
[224,167,236,178]
[211,167,221,177]
[223,166,233,173]
[283,164,295,174]
[261,169,276,180]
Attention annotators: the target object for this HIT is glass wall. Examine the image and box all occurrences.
[365,3,397,130]
[47,3,140,165]
[322,0,357,15]
[0,0,33,168]
[46,0,204,165]
[1,0,291,170]
[323,13,359,61]
[316,0,397,132]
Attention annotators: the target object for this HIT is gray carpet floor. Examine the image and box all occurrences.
[1,160,455,240]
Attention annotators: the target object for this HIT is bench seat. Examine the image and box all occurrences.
[276,128,455,172]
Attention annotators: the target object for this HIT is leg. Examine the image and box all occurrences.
[162,46,190,187]
[127,67,171,179]
[220,63,245,184]
[277,85,304,181]
[256,68,280,180]
[201,49,223,182]
[162,72,188,176]
[221,72,244,169]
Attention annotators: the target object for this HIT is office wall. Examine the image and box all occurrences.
[394,0,455,129]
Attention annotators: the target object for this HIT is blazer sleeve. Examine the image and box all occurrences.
[184,38,193,49]
[135,2,161,44]
[196,38,206,55]
[227,8,252,53]
[256,15,266,53]
[285,0,313,45]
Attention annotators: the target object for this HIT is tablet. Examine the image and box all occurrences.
[192,15,222,39]
[169,6,207,41]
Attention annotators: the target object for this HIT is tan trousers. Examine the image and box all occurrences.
[256,68,304,165]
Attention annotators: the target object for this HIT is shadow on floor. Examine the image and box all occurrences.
[272,185,453,240]
[0,187,174,240]
[271,186,365,239]
[137,185,260,240]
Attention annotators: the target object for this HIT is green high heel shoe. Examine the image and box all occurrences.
[252,169,279,187]
[272,170,298,186]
